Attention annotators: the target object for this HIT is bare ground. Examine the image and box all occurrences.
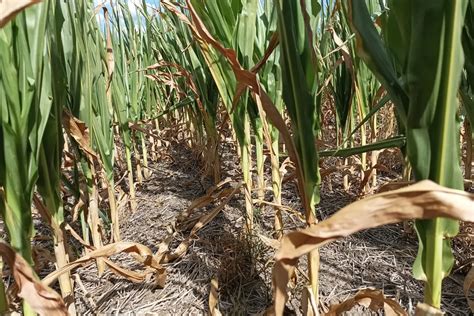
[69,141,472,315]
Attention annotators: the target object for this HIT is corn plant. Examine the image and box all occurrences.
[344,0,467,307]
[0,1,72,314]
[254,1,284,237]
[36,1,76,312]
[63,1,117,275]
[275,0,323,305]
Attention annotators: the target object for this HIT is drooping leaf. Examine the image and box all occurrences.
[0,0,42,27]
[271,181,474,314]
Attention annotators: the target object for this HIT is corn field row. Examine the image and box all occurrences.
[0,0,473,315]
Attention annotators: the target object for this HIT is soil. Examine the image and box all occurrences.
[68,140,472,315]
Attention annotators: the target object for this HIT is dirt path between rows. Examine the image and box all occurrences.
[73,142,471,315]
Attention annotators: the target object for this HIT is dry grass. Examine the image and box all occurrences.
[58,140,473,315]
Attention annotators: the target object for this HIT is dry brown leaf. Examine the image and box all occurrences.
[144,60,208,118]
[325,289,406,316]
[160,185,241,263]
[209,276,222,316]
[414,303,443,316]
[301,286,318,316]
[64,224,94,251]
[0,242,67,315]
[154,233,175,263]
[176,178,232,223]
[464,265,474,312]
[32,194,54,228]
[253,200,304,222]
[271,180,474,315]
[190,186,240,236]
[128,122,161,140]
[0,0,42,27]
[250,32,279,74]
[359,164,396,193]
[62,110,98,161]
[377,180,414,193]
[154,181,236,263]
[42,242,166,288]
[258,234,281,250]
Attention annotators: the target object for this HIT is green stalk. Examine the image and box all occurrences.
[141,132,151,179]
[125,145,137,212]
[255,122,265,204]
[271,134,283,238]
[242,115,253,232]
[420,2,466,306]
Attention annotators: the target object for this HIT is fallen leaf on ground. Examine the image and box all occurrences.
[414,303,443,316]
[158,185,241,263]
[42,242,166,288]
[325,289,406,316]
[209,276,222,316]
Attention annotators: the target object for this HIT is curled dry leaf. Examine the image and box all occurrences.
[326,289,406,316]
[176,178,232,223]
[464,265,474,312]
[258,233,281,250]
[158,185,241,263]
[0,0,42,27]
[0,242,67,315]
[209,276,222,316]
[62,110,98,162]
[270,180,474,315]
[377,180,414,193]
[359,164,396,193]
[253,200,305,222]
[153,180,237,264]
[42,242,166,288]
[144,60,208,117]
[414,303,443,316]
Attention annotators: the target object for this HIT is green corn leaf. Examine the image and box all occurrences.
[276,0,321,216]
[344,0,408,123]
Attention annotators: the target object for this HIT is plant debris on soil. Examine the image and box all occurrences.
[62,139,473,315]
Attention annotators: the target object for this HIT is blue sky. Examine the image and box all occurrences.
[126,0,158,16]
[94,0,158,17]
[94,0,159,30]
